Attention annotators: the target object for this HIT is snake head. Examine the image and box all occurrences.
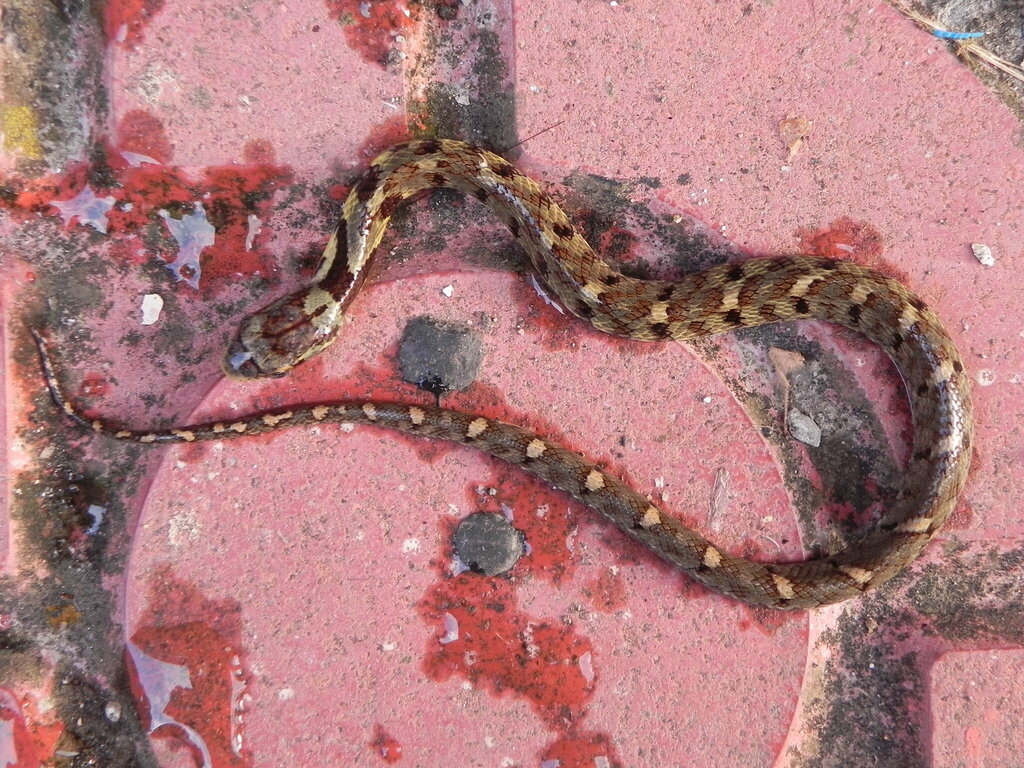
[223,287,343,379]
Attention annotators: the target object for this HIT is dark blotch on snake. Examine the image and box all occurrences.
[377,194,402,219]
[354,165,383,203]
[723,308,743,326]
[552,221,574,240]
[793,297,810,314]
[491,160,516,178]
[413,139,443,155]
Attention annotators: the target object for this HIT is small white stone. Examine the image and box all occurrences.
[140,293,163,325]
[788,409,822,447]
[971,243,995,267]
[441,284,454,298]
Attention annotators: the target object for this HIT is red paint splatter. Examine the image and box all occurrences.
[0,115,293,292]
[129,567,252,768]
[583,568,627,613]
[540,730,623,768]
[420,451,627,765]
[369,724,403,763]
[0,688,65,768]
[797,217,883,261]
[198,161,294,281]
[324,0,421,66]
[420,574,595,730]
[796,217,915,286]
[117,110,174,163]
[78,374,110,398]
[466,466,581,586]
[356,117,411,160]
[105,0,165,46]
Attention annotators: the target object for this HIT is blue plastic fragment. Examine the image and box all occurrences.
[933,29,984,40]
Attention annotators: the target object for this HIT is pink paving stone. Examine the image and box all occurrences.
[932,650,1024,768]
[2,0,1023,766]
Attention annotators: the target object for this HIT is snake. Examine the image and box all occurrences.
[32,138,973,610]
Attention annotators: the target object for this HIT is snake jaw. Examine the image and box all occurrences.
[223,288,341,379]
[222,340,289,379]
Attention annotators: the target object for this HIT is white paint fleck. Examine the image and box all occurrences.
[0,700,18,768]
[976,369,996,387]
[140,293,164,325]
[379,641,398,652]
[128,642,213,767]
[439,612,459,644]
[578,651,595,684]
[245,214,262,251]
[86,504,106,535]
[276,687,295,701]
[121,151,161,167]
[160,204,216,289]
[53,186,116,233]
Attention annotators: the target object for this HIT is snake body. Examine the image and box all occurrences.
[34,139,973,609]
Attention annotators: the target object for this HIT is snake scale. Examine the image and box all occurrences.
[33,138,973,609]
